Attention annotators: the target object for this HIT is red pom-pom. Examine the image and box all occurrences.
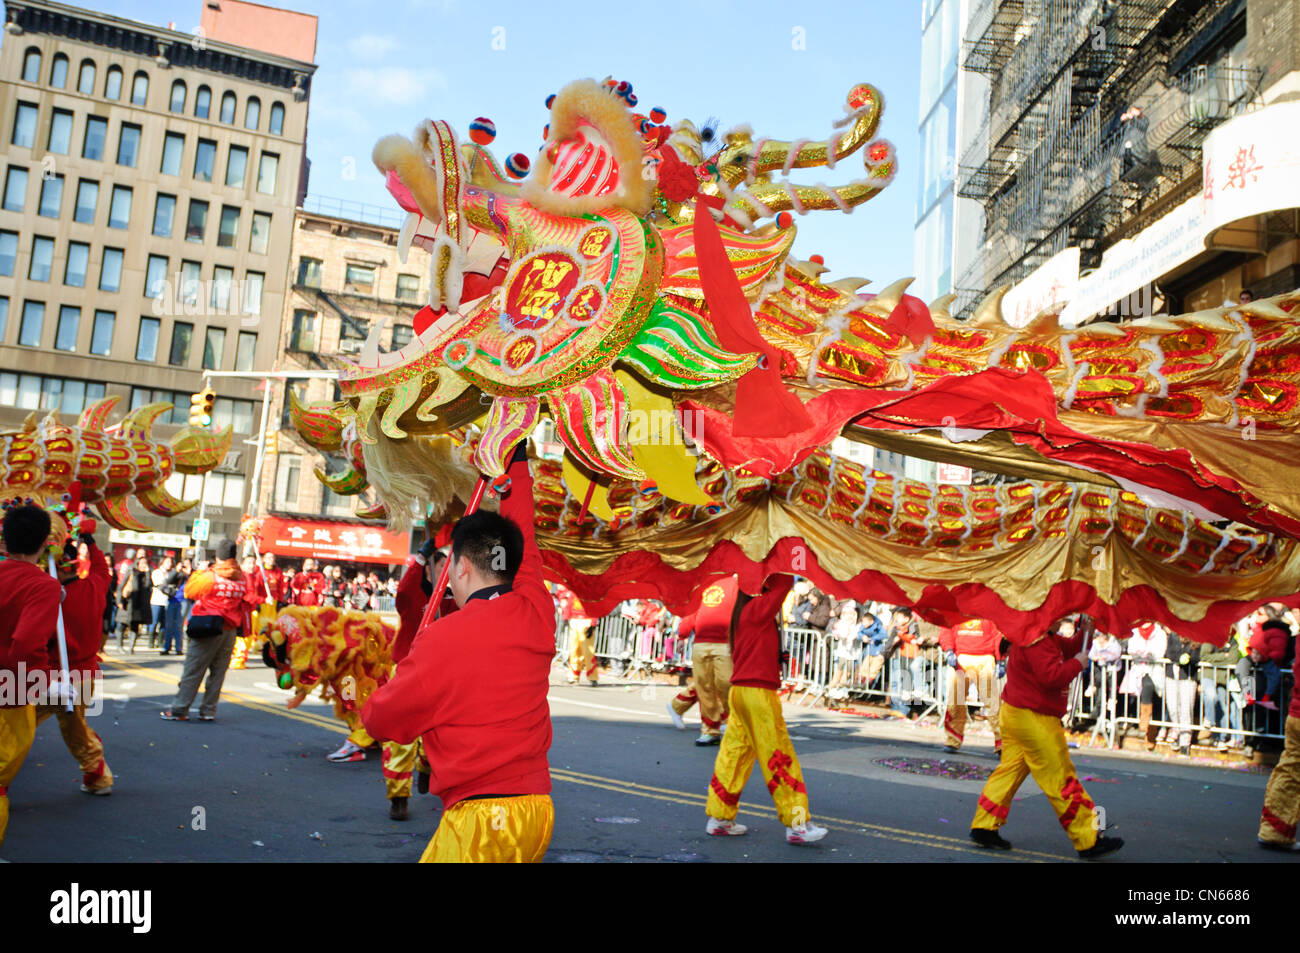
[505,153,531,179]
[656,148,701,203]
[776,211,793,229]
[468,117,496,145]
[491,474,512,495]
[649,107,667,124]
[809,253,825,265]
[545,93,556,108]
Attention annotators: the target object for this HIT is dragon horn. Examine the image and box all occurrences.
[138,484,200,518]
[171,425,233,475]
[289,389,344,452]
[96,495,149,532]
[78,396,121,432]
[724,178,890,228]
[713,84,884,188]
[354,501,388,520]
[313,462,370,496]
[114,402,171,441]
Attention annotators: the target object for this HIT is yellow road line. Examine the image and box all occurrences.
[104,657,1070,861]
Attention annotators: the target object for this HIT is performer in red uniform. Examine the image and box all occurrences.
[970,614,1123,858]
[362,445,554,862]
[704,573,828,845]
[939,618,1003,753]
[258,553,288,607]
[1258,644,1300,851]
[0,503,61,849]
[669,575,739,745]
[290,558,327,607]
[37,520,114,794]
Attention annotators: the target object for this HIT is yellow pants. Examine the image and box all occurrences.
[570,637,597,682]
[344,709,374,748]
[420,793,554,863]
[944,654,1001,750]
[35,686,113,793]
[673,642,732,734]
[382,741,419,799]
[706,685,811,827]
[0,706,37,849]
[230,636,251,670]
[1259,715,1300,846]
[971,702,1098,852]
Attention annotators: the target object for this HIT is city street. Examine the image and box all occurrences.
[2,650,1286,864]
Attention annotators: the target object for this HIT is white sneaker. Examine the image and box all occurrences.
[706,817,747,836]
[786,822,828,845]
[667,702,686,730]
[326,740,366,763]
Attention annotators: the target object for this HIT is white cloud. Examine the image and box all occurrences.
[343,67,448,106]
[347,34,401,60]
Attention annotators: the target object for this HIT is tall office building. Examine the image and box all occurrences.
[0,0,316,556]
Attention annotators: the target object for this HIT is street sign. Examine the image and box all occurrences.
[191,518,210,542]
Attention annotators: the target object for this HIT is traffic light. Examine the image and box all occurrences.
[189,387,215,427]
[265,430,278,454]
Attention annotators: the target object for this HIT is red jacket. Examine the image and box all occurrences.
[691,576,739,644]
[730,575,795,690]
[1249,623,1290,664]
[1290,653,1300,720]
[184,560,254,634]
[56,542,111,681]
[0,559,59,706]
[259,566,287,604]
[391,557,455,664]
[291,570,326,606]
[362,456,553,810]
[1002,630,1085,717]
[940,619,1002,658]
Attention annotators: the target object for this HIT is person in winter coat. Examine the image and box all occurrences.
[1199,637,1242,750]
[1162,632,1200,755]
[115,555,153,652]
[1120,622,1167,750]
[161,539,255,722]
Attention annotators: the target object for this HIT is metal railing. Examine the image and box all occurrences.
[299,194,404,230]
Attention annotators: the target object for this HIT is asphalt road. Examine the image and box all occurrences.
[1,648,1290,864]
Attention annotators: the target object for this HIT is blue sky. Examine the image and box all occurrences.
[91,0,925,287]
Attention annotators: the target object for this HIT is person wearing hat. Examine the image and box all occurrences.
[0,502,62,849]
[161,538,254,722]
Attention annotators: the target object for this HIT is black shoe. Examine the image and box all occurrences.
[417,769,430,795]
[1078,835,1124,859]
[1258,839,1300,853]
[970,828,1013,850]
[389,796,409,821]
[943,745,960,754]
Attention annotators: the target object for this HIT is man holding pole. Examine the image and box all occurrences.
[362,444,555,862]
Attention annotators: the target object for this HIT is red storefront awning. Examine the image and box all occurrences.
[258,516,409,565]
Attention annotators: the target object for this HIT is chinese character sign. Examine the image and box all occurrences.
[258,516,409,564]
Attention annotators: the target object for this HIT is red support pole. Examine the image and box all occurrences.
[576,479,596,527]
[419,474,488,628]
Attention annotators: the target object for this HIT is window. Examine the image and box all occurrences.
[290,310,316,350]
[396,274,420,302]
[225,145,248,187]
[73,179,97,224]
[213,397,255,433]
[220,92,236,124]
[0,298,7,341]
[108,185,131,229]
[203,327,226,370]
[243,271,264,316]
[11,103,37,148]
[21,48,41,84]
[2,167,27,212]
[29,236,54,281]
[82,116,107,160]
[55,306,79,351]
[194,139,215,182]
[195,85,211,119]
[250,212,271,254]
[235,331,257,371]
[217,205,239,247]
[37,174,62,217]
[1,373,105,414]
[210,265,233,309]
[0,232,17,276]
[344,264,375,294]
[160,131,184,175]
[274,455,301,509]
[245,97,261,130]
[169,80,186,113]
[257,152,278,195]
[90,311,114,355]
[152,193,175,237]
[392,324,413,349]
[145,254,168,299]
[64,242,89,287]
[104,66,122,100]
[50,54,68,89]
[186,199,208,243]
[179,260,200,308]
[169,321,193,366]
[19,301,44,347]
[77,60,96,95]
[47,109,73,154]
[99,247,123,292]
[136,316,160,361]
[116,123,141,166]
[296,256,322,288]
[269,102,285,136]
[130,71,148,106]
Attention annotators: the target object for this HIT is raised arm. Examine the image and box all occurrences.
[497,444,543,597]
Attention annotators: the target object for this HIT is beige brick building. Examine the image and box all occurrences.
[0,0,316,555]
